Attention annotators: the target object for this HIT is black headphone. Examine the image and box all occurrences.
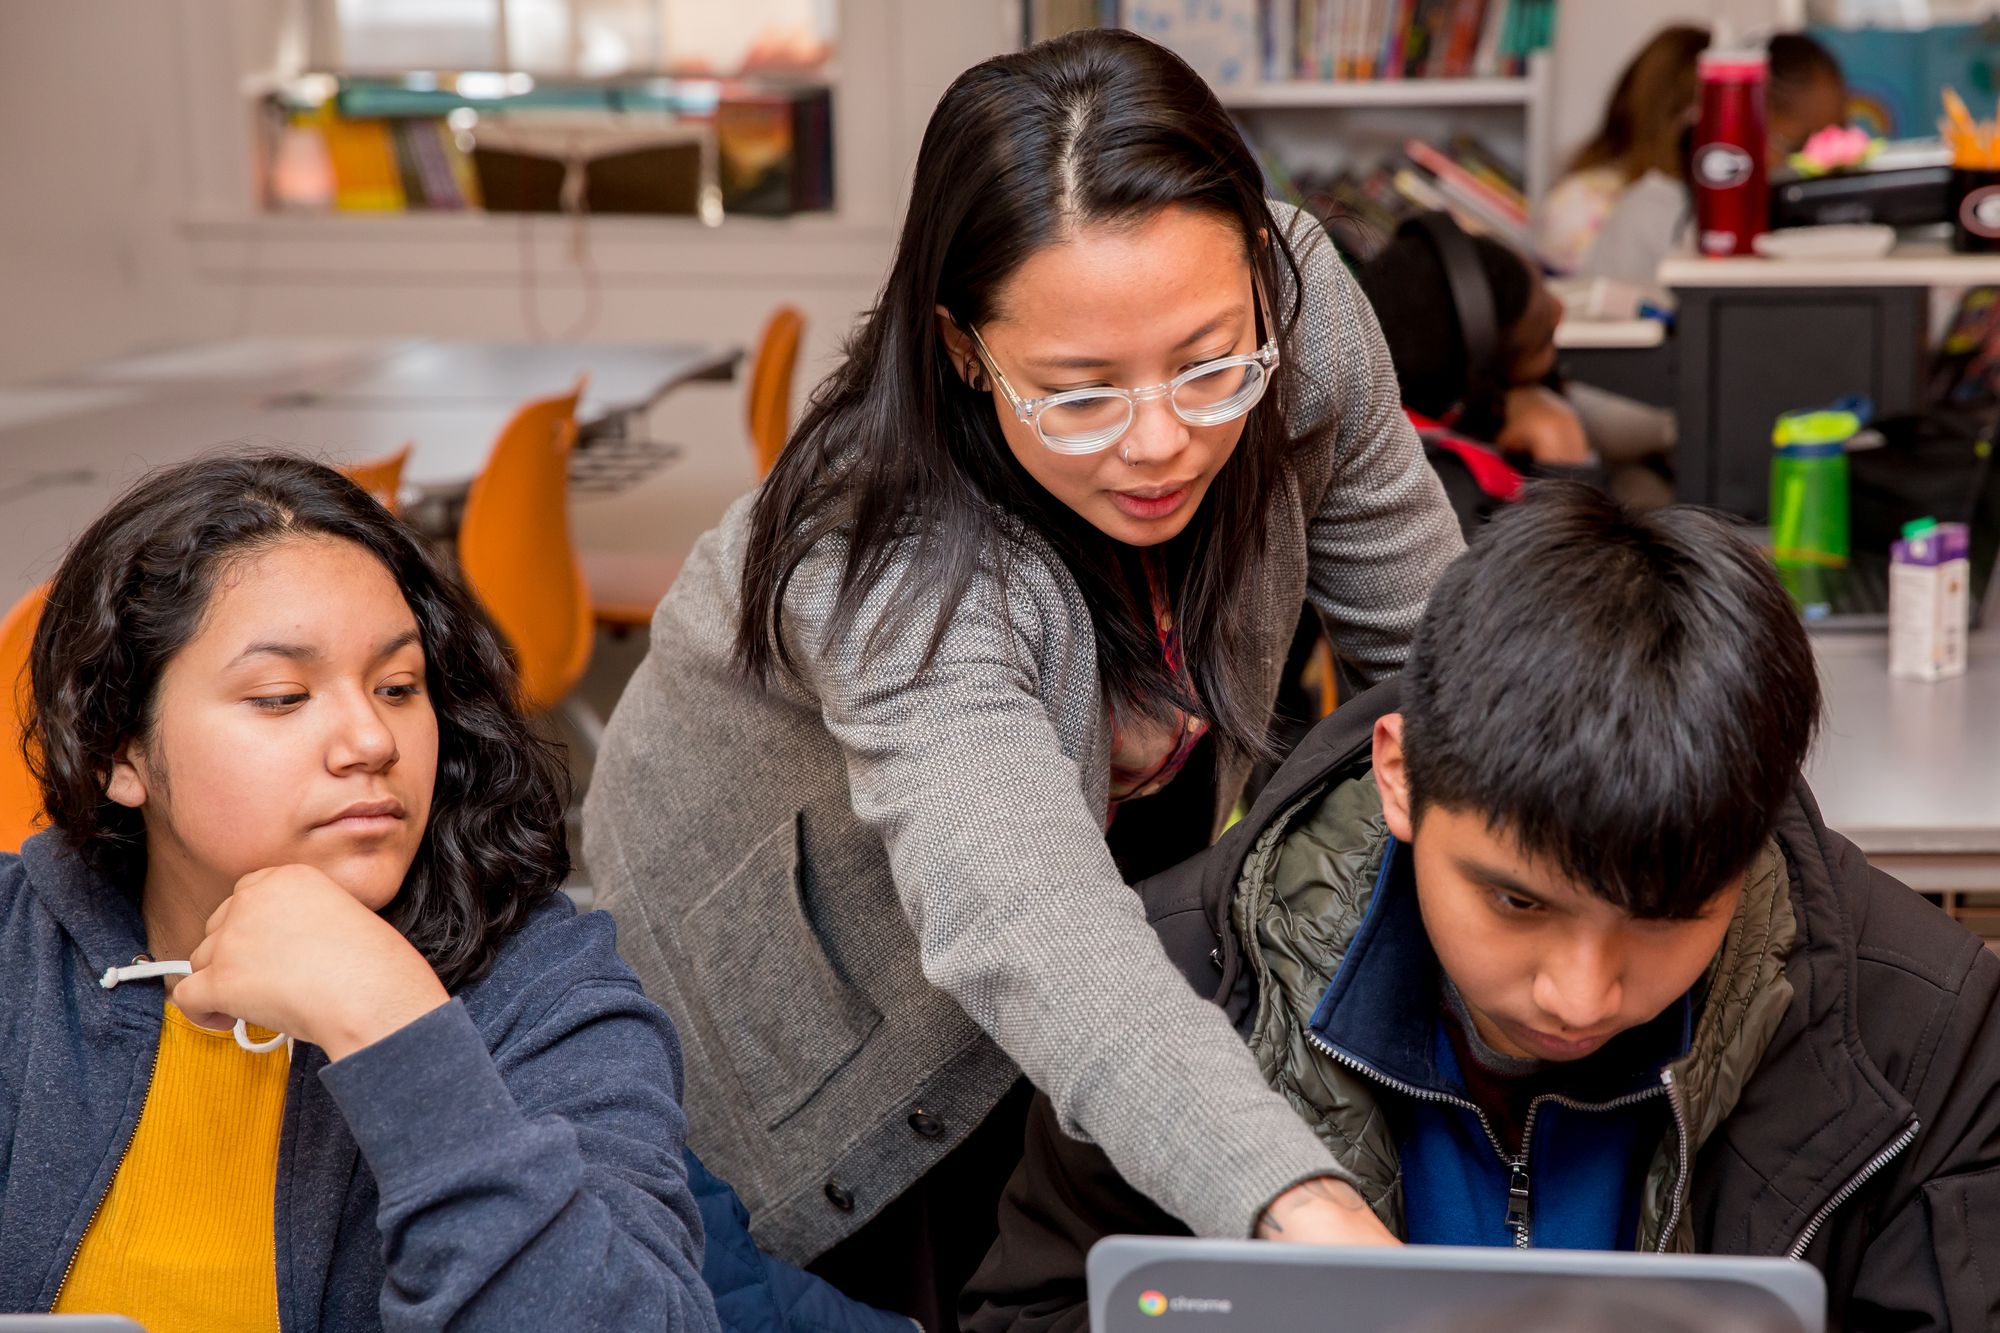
[1398,211,1502,413]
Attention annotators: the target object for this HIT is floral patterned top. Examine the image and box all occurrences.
[1107,552,1210,815]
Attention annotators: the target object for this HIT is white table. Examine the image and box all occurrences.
[24,337,741,496]
[1659,237,2000,290]
[55,337,389,396]
[0,337,739,602]
[291,341,741,422]
[0,386,145,431]
[1807,626,2000,895]
[1554,318,1666,351]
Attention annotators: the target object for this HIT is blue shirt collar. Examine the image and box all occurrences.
[1306,838,1693,1100]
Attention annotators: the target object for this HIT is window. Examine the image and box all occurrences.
[315,0,836,79]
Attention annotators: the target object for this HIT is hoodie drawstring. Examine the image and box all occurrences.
[100,960,289,1054]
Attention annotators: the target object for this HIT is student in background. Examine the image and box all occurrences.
[1539,25,1710,276]
[1353,215,1685,531]
[0,454,717,1333]
[963,485,2000,1331]
[1767,32,1848,162]
[1542,28,1848,285]
[587,26,1462,1330]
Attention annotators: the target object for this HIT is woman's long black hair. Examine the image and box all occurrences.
[737,28,1309,761]
[24,452,570,991]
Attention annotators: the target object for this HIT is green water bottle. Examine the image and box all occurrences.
[1770,400,1858,615]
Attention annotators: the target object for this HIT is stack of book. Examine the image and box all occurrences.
[1266,0,1558,82]
[1262,135,1532,259]
[265,105,484,212]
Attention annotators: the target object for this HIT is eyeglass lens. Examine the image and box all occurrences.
[1037,359,1266,450]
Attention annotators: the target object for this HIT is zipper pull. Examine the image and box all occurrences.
[1505,1160,1532,1243]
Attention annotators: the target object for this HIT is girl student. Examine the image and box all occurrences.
[586,28,1460,1326]
[1541,26,1847,283]
[0,454,718,1333]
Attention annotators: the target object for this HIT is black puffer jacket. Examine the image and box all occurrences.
[963,681,2000,1332]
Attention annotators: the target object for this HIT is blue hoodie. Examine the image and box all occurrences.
[688,1154,917,1333]
[0,830,722,1332]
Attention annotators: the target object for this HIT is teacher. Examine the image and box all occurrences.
[585,27,1462,1327]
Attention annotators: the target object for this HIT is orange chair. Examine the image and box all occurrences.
[0,585,48,852]
[340,444,413,514]
[585,306,806,633]
[747,305,806,478]
[457,381,598,743]
[1304,634,1340,718]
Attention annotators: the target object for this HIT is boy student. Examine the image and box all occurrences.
[961,485,2000,1331]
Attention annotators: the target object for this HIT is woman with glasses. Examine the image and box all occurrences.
[585,28,1461,1328]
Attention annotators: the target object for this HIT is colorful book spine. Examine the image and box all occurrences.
[1443,0,1488,77]
[319,113,405,212]
[408,121,464,209]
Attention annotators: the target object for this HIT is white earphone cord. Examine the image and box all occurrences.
[99,960,289,1054]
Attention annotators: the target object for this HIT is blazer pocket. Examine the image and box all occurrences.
[679,812,882,1129]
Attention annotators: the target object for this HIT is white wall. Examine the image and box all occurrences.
[0,0,238,382]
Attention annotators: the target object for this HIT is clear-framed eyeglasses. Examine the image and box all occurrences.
[964,299,1282,457]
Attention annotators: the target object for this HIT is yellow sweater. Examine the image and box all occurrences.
[55,1000,289,1333]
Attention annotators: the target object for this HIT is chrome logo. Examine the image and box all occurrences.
[1137,1290,1169,1317]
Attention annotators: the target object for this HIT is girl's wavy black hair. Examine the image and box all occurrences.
[23,451,570,990]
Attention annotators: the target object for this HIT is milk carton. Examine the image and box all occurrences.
[1889,518,1971,682]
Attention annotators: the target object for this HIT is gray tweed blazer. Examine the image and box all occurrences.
[583,205,1464,1263]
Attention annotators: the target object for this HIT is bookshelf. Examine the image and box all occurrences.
[1014,3,1559,235]
[1225,49,1554,207]
[1218,74,1533,109]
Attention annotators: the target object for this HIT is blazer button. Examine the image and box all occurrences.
[824,1181,855,1212]
[908,1108,944,1138]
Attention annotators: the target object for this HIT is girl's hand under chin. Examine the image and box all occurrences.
[173,864,450,1062]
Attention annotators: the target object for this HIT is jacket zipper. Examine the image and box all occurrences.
[1305,1030,1511,1157]
[1307,1029,1679,1248]
[1304,1020,1536,1240]
[1654,1069,1691,1254]
[51,961,163,1310]
[1784,1119,1920,1261]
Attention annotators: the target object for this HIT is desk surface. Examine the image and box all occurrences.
[1554,318,1667,350]
[28,337,740,493]
[61,337,741,424]
[1661,237,2000,289]
[295,340,741,419]
[1806,629,2000,857]
[0,398,514,496]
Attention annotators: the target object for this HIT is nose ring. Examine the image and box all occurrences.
[1121,440,1131,466]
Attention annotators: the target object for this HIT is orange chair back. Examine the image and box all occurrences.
[340,444,413,513]
[747,306,805,477]
[456,382,592,714]
[0,585,48,853]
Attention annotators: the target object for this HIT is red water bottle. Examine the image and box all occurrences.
[1692,48,1770,257]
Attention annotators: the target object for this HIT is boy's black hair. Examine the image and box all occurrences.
[1399,482,1822,918]
[24,451,570,990]
[1356,229,1534,419]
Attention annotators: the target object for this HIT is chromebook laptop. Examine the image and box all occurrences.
[1087,1238,1825,1333]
